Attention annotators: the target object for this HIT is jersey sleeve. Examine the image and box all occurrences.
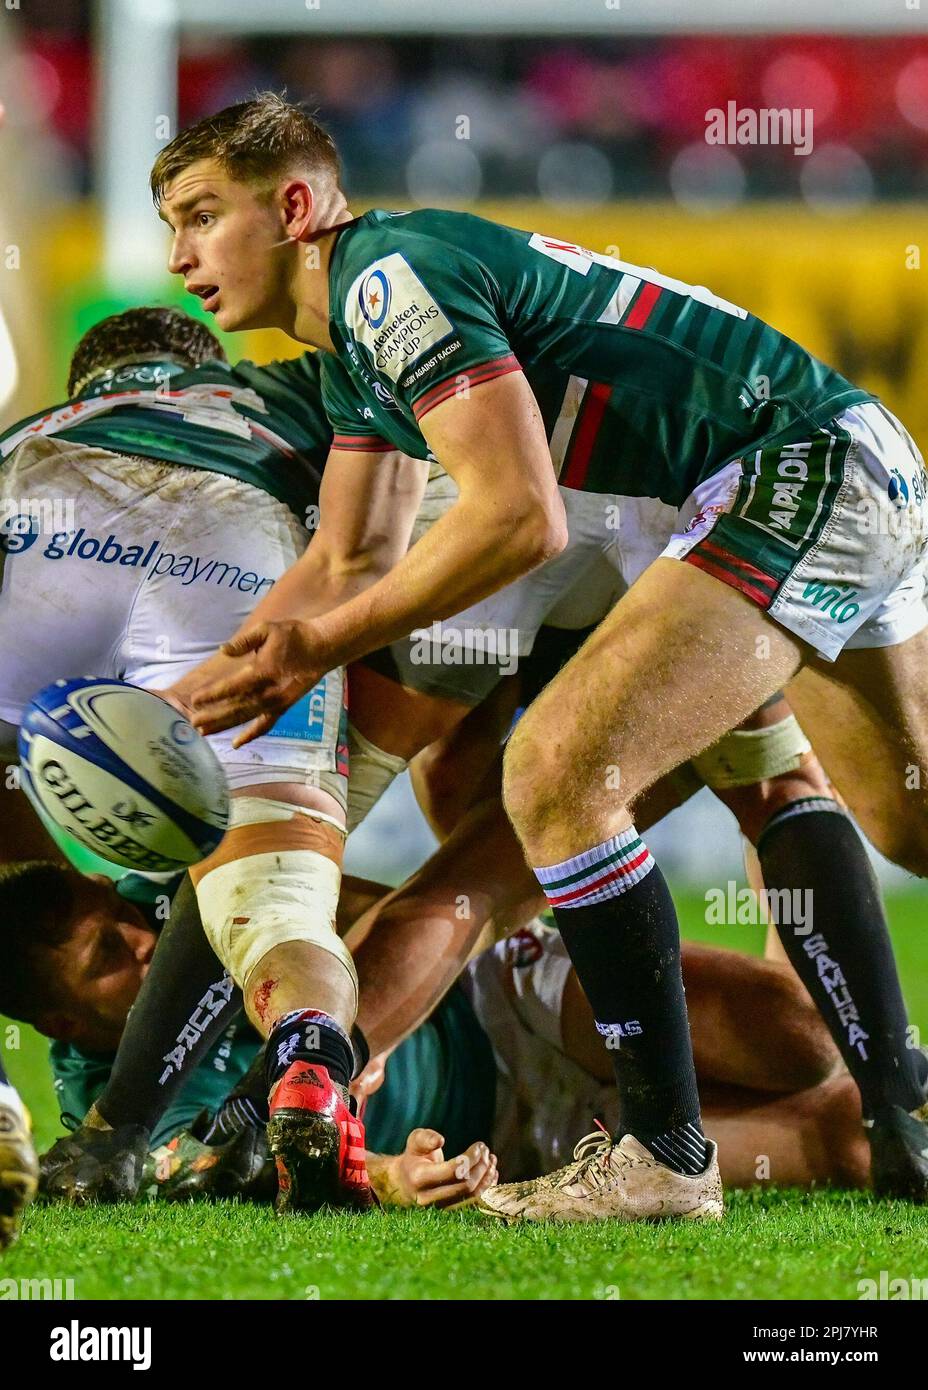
[251,351,321,403]
[319,354,393,454]
[49,1041,111,1130]
[342,246,521,423]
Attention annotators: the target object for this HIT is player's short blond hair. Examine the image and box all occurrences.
[150,92,341,206]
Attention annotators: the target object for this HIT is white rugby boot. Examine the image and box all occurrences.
[0,1083,39,1251]
[477,1126,723,1225]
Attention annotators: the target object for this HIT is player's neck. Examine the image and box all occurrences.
[290,203,353,352]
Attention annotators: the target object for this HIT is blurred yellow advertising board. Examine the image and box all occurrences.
[15,201,928,456]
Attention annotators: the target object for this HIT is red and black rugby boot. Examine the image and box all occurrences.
[267,1060,374,1214]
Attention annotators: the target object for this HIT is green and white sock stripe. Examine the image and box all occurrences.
[535,826,655,908]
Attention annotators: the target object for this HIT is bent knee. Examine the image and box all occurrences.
[501,722,557,835]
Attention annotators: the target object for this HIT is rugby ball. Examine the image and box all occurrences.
[18,678,230,873]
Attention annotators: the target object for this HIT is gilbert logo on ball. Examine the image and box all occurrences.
[18,678,230,873]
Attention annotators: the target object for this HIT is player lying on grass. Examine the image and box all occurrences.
[34,604,927,1208]
[0,859,880,1204]
[3,307,922,1214]
[25,634,926,1207]
[0,861,495,1209]
[154,94,928,1221]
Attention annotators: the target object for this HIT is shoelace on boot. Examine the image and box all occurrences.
[547,1120,620,1192]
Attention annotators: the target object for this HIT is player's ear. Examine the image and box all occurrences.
[279,178,314,240]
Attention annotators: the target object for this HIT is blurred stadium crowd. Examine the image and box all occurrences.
[3,1,928,208]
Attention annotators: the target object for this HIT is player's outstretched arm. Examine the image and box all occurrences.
[189,372,567,743]
[347,793,543,1056]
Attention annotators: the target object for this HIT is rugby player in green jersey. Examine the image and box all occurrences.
[153,94,928,1222]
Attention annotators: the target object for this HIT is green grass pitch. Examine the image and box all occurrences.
[3,890,927,1301]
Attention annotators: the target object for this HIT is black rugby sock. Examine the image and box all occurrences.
[97,875,243,1130]
[758,800,927,1117]
[266,1010,354,1094]
[537,828,708,1176]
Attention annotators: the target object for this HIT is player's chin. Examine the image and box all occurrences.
[211,302,238,330]
[221,301,268,332]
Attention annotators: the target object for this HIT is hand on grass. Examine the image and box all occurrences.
[370,1129,498,1209]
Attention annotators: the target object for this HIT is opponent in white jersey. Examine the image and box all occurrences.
[1,309,369,1212]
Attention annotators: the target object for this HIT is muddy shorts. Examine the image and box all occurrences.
[663,402,928,661]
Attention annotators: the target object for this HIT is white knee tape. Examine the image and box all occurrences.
[226,796,345,834]
[692,715,812,790]
[345,723,408,832]
[194,798,357,1003]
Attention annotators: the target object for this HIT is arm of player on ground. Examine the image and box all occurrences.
[366,1130,498,1209]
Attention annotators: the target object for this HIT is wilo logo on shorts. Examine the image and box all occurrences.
[50,1320,151,1370]
[408,622,520,676]
[802,580,860,624]
[0,1275,75,1300]
[858,1271,928,1300]
[704,882,813,933]
[705,102,813,156]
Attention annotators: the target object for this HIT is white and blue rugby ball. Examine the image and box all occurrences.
[18,678,230,873]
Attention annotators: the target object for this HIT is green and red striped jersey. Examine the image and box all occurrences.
[323,208,873,505]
